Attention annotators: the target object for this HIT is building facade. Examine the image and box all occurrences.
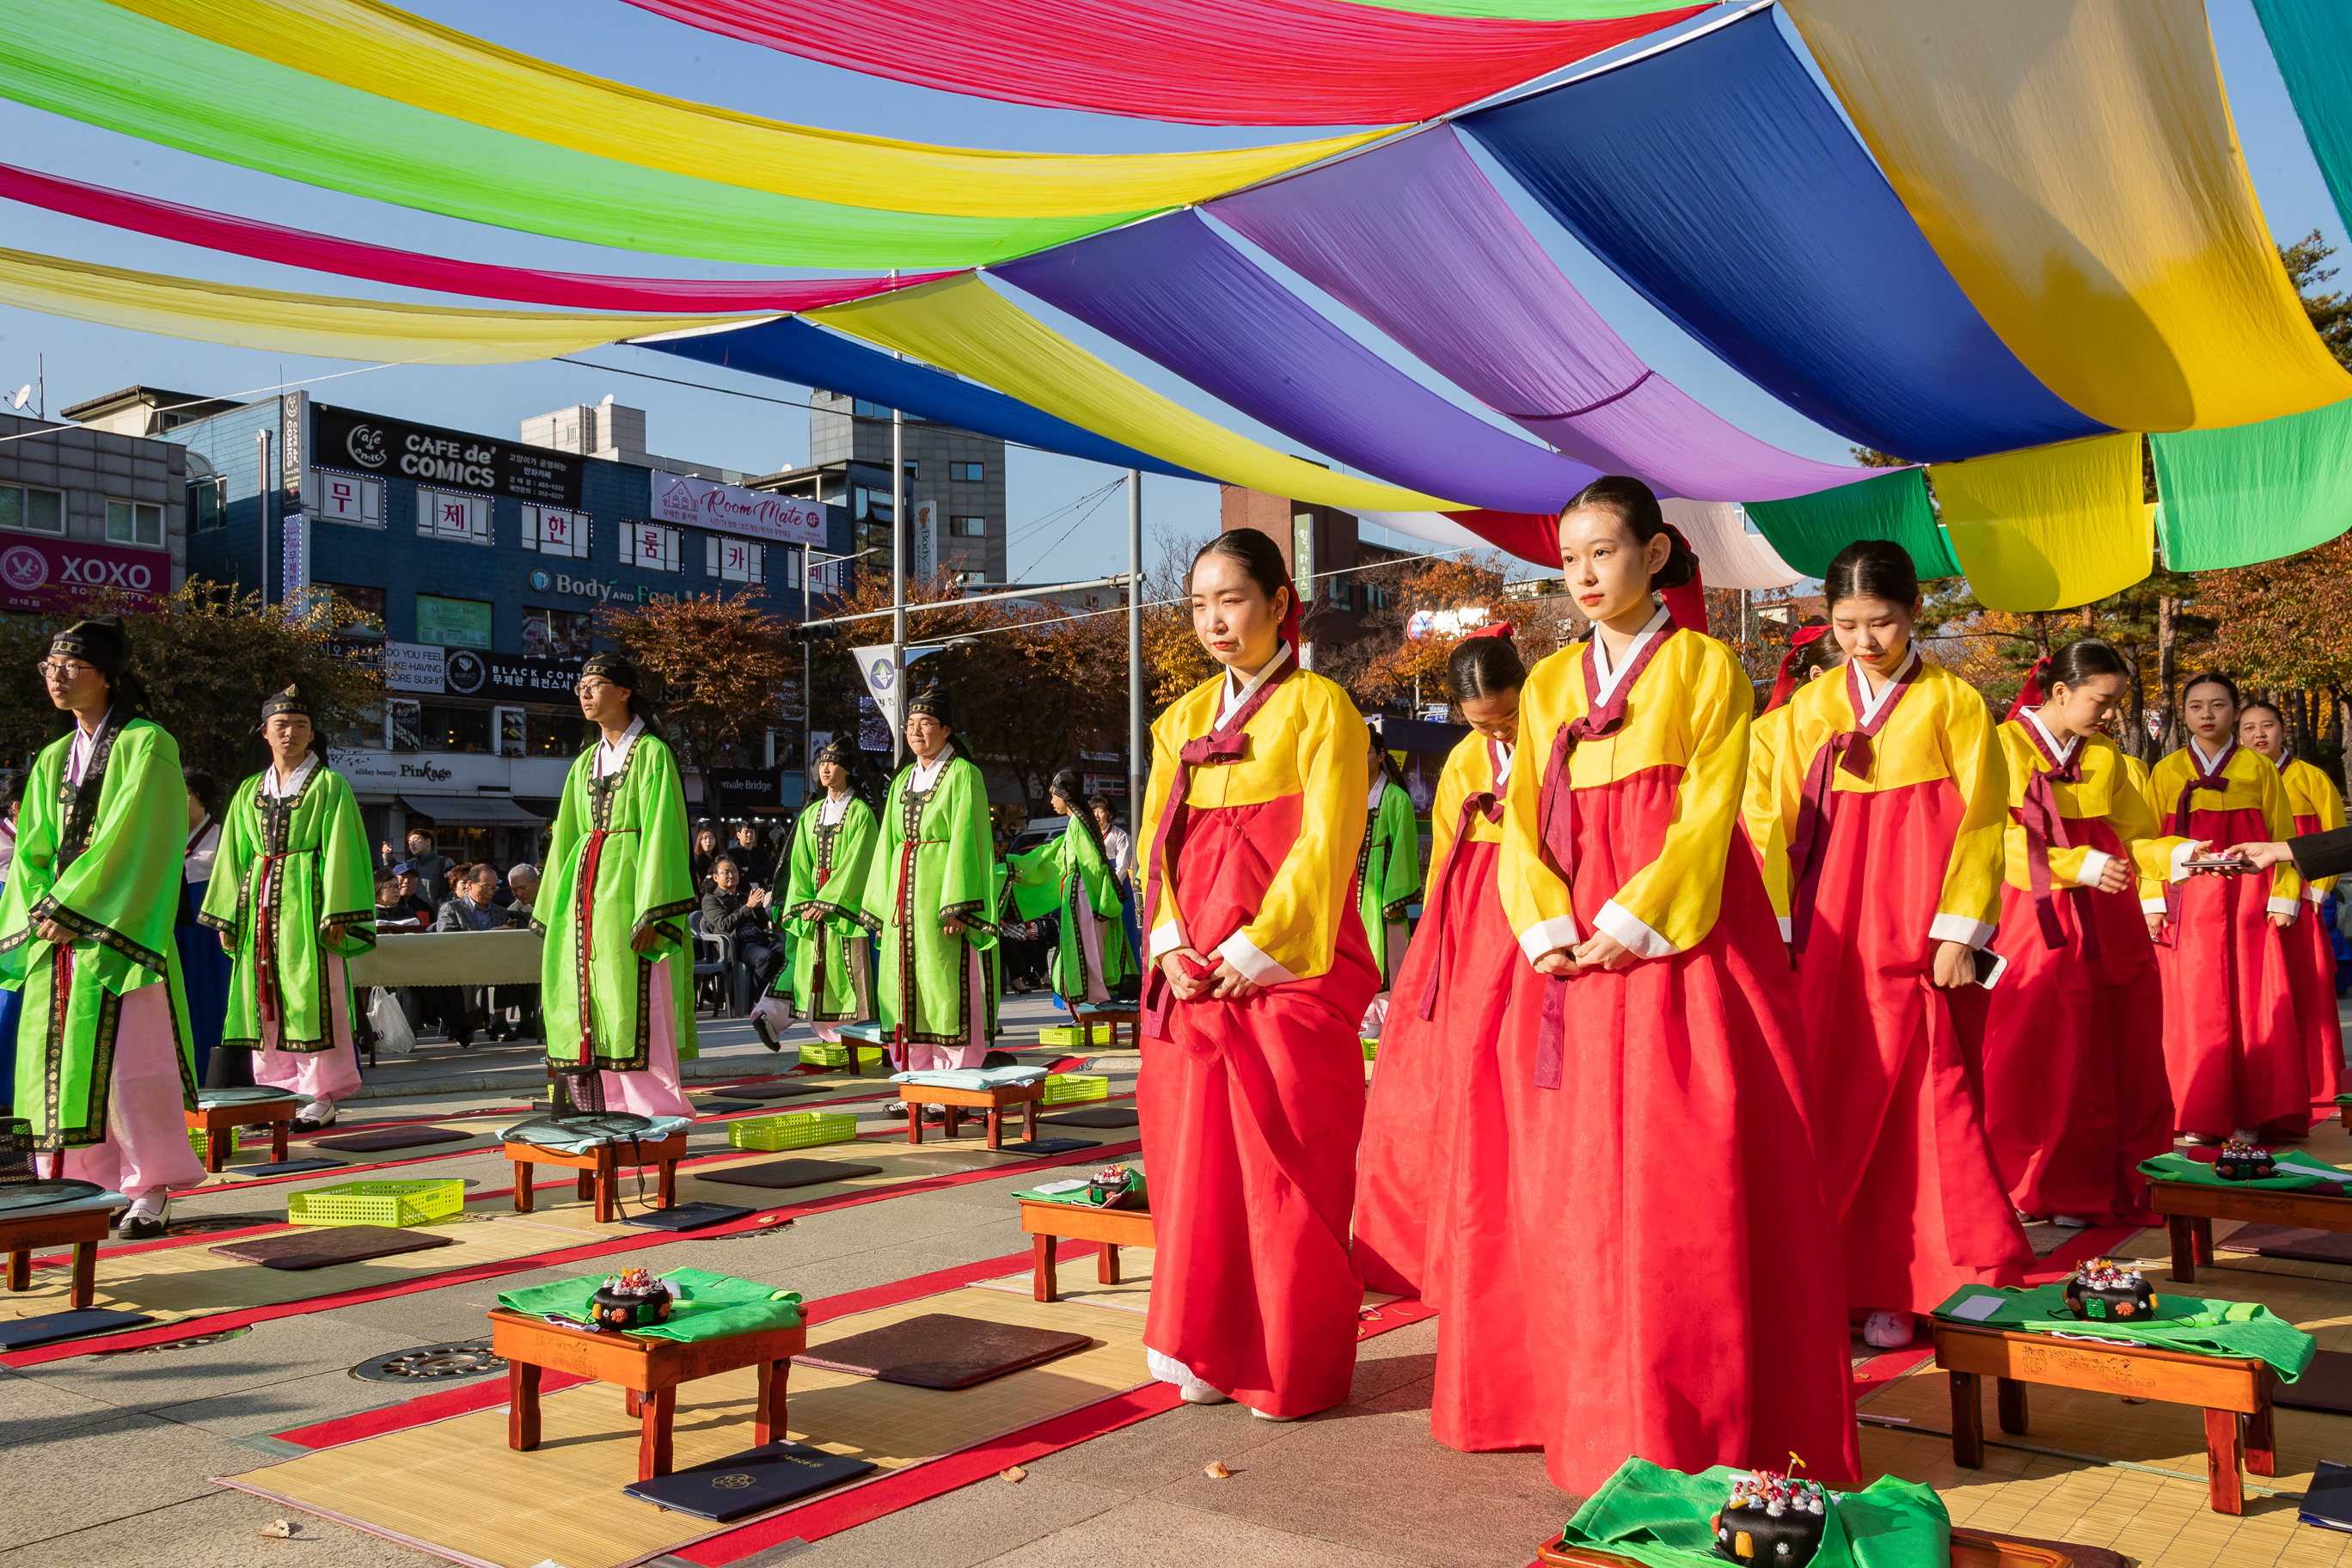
[1219,487,1412,663]
[0,407,188,627]
[150,390,851,863]
[756,391,1008,585]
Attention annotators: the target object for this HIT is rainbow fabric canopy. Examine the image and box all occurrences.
[0,0,2347,595]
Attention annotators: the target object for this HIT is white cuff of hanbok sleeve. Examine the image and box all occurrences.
[2141,897,2169,916]
[2073,850,2115,891]
[1518,916,1581,965]
[2311,885,2328,905]
[2169,841,2208,884]
[1147,919,1187,960]
[1216,931,1297,987]
[1777,915,1793,942]
[1595,899,1678,959]
[2269,896,2301,918]
[1929,913,1996,949]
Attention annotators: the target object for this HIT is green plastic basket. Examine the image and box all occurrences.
[1362,1038,1380,1063]
[187,1127,243,1158]
[287,1179,465,1228]
[728,1112,859,1152]
[799,1041,893,1075]
[1037,1024,1115,1047]
[1041,1073,1109,1105]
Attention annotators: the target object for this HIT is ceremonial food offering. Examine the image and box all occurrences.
[1084,1163,1142,1210]
[2063,1259,2158,1321]
[2213,1139,2278,1181]
[1711,1471,1827,1565]
[588,1266,676,1331]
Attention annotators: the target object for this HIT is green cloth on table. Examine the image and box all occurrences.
[1556,1457,1949,1568]
[2139,1148,2345,1192]
[1016,1164,1148,1208]
[497,1266,802,1341]
[1932,1283,2314,1381]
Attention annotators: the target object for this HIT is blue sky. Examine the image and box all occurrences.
[0,0,2337,583]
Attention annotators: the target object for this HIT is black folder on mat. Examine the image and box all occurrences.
[2303,1460,2352,1533]
[622,1442,876,1520]
[0,1308,153,1350]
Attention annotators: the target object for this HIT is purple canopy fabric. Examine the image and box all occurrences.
[1210,128,1870,504]
[993,210,1604,515]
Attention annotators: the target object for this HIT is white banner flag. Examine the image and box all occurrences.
[853,643,903,735]
[649,470,825,546]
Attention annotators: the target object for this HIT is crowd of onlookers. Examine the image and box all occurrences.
[368,792,1138,1046]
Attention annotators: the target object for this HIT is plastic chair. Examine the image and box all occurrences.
[687,912,735,1020]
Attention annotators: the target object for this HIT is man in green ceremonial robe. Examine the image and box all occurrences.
[536,653,697,1116]
[1358,724,1423,1037]
[752,739,878,1044]
[857,686,999,1069]
[0,619,205,1236]
[200,686,375,1131]
[1008,768,1139,1007]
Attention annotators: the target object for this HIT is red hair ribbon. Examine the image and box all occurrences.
[1461,621,1516,641]
[1767,624,1831,713]
[1657,523,1707,635]
[2004,656,2051,723]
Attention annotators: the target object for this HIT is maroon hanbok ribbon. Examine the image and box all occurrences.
[253,850,288,1024]
[1414,738,1509,1023]
[1785,654,1920,955]
[1139,648,1295,1040]
[1530,621,1677,1090]
[2015,722,2100,959]
[2163,740,2239,925]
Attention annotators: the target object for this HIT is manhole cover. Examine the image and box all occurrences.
[95,1326,250,1355]
[352,1340,506,1382]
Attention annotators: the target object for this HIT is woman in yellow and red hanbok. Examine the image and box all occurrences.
[2239,700,2344,1118]
[1137,530,1377,1422]
[1494,478,1855,1495]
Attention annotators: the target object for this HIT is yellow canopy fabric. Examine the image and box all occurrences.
[1784,0,2350,432]
[808,277,1467,512]
[1929,432,2151,611]
[0,248,765,363]
[109,0,1387,221]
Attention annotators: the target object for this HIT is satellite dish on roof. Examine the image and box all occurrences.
[9,385,28,411]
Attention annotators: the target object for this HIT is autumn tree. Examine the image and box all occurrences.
[1315,554,1509,710]
[0,580,379,781]
[597,590,797,805]
[2192,536,2352,780]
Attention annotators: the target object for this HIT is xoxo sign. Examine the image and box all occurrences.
[0,536,167,613]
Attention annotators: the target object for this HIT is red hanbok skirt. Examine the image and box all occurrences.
[1965,818,2169,1224]
[1351,837,1534,1451]
[2288,812,2343,1114]
[1795,783,2032,1314]
[1493,768,1858,1496]
[2156,805,2306,1138]
[1140,796,1381,1419]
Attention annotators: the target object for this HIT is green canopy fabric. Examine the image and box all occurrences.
[1557,1457,1949,1568]
[1744,468,1960,580]
[0,0,1137,267]
[497,1267,805,1343]
[1933,1283,2314,1380]
[2253,0,2352,250]
[2148,399,2352,571]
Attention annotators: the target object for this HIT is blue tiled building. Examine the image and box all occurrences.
[161,391,852,863]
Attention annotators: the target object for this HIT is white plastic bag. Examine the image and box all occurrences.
[367,988,415,1056]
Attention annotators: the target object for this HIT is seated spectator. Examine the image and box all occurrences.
[494,863,542,1043]
[418,862,500,1048]
[700,855,787,1015]
[386,865,434,929]
[690,823,724,893]
[504,863,540,929]
[729,819,775,888]
[373,869,427,933]
[434,863,505,932]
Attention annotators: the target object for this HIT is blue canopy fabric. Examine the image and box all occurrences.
[994,208,1606,514]
[632,316,1206,481]
[1460,9,2110,465]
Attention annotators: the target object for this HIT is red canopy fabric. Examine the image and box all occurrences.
[618,0,1705,126]
[0,162,948,311]
[1443,507,1707,633]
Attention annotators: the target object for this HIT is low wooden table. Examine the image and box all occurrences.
[183,1094,298,1173]
[2,1202,114,1310]
[1932,1317,2275,1514]
[828,1023,900,1076]
[897,1080,1043,1148]
[487,1307,806,1481]
[2148,1176,2352,1284]
[1070,1001,1141,1050]
[1019,1197,1154,1304]
[505,1130,689,1224]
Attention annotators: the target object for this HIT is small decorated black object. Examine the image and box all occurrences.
[1712,1471,1828,1565]
[2063,1258,2158,1322]
[1084,1163,1142,1210]
[2213,1139,2278,1181]
[587,1265,675,1332]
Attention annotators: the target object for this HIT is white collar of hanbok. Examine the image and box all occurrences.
[264,754,319,798]
[1216,641,1293,728]
[910,750,952,791]
[1852,645,1920,725]
[594,716,645,776]
[1588,602,1670,706]
[2024,708,2079,766]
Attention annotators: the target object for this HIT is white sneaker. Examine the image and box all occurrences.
[1181,1382,1233,1406]
[2049,1214,2096,1229]
[118,1190,171,1240]
[1251,1407,1302,1422]
[291,1098,339,1132]
[1860,1310,1915,1350]
[1148,1347,1229,1406]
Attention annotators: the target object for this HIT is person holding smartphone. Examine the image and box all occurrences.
[1961,641,2187,1229]
[2149,673,2305,1144]
[1761,539,2030,1352]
